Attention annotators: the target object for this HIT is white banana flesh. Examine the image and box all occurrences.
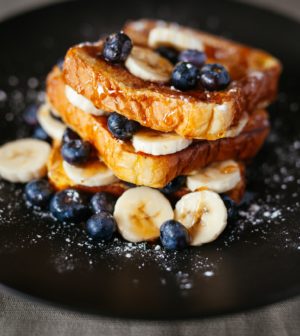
[125,46,173,83]
[224,113,249,138]
[0,139,51,183]
[148,26,204,51]
[132,129,192,155]
[187,160,241,193]
[114,187,174,242]
[175,190,227,246]
[65,85,105,116]
[37,104,66,141]
[63,160,118,187]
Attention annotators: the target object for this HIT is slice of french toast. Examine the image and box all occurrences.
[47,67,269,188]
[47,143,246,204]
[62,19,281,140]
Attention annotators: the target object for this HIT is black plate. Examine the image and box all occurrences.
[0,0,300,320]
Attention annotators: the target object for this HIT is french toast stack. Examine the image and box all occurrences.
[40,19,281,245]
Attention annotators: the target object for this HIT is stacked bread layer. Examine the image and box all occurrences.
[46,67,269,190]
[44,19,281,204]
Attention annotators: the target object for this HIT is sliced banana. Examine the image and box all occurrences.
[37,104,66,141]
[125,46,173,83]
[175,190,227,246]
[148,26,204,51]
[187,160,241,193]
[0,138,51,183]
[114,187,174,242]
[65,85,105,116]
[132,129,192,155]
[224,113,249,138]
[63,160,117,187]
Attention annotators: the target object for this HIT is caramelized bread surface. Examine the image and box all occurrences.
[63,20,281,140]
[48,144,246,204]
[47,67,270,188]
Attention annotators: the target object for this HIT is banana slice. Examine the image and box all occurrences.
[224,113,249,138]
[114,187,174,242]
[125,46,173,83]
[187,160,241,193]
[65,85,105,116]
[0,138,51,183]
[37,104,66,141]
[175,190,227,246]
[63,160,117,187]
[148,26,204,51]
[132,129,192,155]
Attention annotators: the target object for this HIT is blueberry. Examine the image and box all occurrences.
[178,49,207,68]
[25,179,54,208]
[33,126,51,143]
[155,46,178,64]
[160,220,190,250]
[199,63,231,91]
[107,112,140,140]
[221,194,238,222]
[62,127,81,144]
[61,139,92,165]
[86,212,116,241]
[171,62,200,91]
[23,104,38,126]
[50,189,90,223]
[161,176,186,194]
[103,32,132,63]
[90,192,117,214]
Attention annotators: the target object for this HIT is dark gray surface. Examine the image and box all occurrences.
[0,289,300,336]
[0,0,300,335]
[0,0,300,21]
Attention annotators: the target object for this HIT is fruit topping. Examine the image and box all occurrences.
[178,49,206,68]
[155,46,179,64]
[199,63,231,91]
[103,32,133,63]
[161,176,186,194]
[86,212,117,241]
[62,127,81,144]
[61,139,92,166]
[160,220,190,250]
[50,188,90,223]
[107,112,140,141]
[91,192,117,214]
[171,62,200,91]
[25,179,54,208]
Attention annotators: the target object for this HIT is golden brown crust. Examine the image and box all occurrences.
[47,67,269,188]
[47,144,127,195]
[62,20,281,140]
[48,144,246,204]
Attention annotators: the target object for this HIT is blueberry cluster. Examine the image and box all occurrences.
[103,32,231,93]
[24,176,190,249]
[171,49,230,91]
[24,175,238,250]
[25,179,118,242]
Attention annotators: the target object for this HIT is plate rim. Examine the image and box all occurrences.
[0,0,300,320]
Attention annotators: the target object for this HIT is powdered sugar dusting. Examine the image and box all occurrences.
[0,62,300,295]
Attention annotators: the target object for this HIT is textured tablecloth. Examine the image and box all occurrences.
[0,0,300,335]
